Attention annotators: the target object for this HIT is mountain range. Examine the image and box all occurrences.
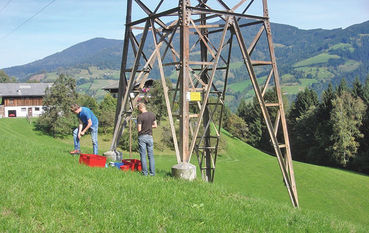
[3,20,369,105]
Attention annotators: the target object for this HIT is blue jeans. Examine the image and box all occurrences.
[73,125,98,154]
[138,134,155,176]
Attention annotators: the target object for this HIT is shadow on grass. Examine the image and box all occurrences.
[156,169,172,177]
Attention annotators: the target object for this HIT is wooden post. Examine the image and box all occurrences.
[262,0,299,207]
[200,2,212,181]
[129,117,132,158]
[179,0,190,163]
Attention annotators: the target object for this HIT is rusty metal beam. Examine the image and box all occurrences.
[111,20,150,151]
[262,0,298,206]
[179,0,191,162]
[232,16,298,208]
[111,0,132,151]
[150,19,181,163]
[188,6,267,20]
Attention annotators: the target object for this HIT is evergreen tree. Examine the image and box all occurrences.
[36,74,78,137]
[290,106,321,163]
[337,78,348,96]
[352,77,364,99]
[362,74,369,104]
[356,74,369,174]
[237,101,261,147]
[288,87,318,125]
[98,93,117,134]
[237,99,248,119]
[321,83,335,112]
[308,84,336,165]
[288,88,319,162]
[329,91,366,167]
[258,90,280,153]
[237,89,280,152]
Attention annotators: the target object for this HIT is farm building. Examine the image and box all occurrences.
[0,83,52,118]
[102,79,154,99]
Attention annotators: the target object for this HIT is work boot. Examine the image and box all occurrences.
[70,150,80,155]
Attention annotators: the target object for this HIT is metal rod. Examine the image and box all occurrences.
[263,0,298,207]
[111,0,132,151]
[111,20,150,152]
[150,19,182,163]
[232,18,298,207]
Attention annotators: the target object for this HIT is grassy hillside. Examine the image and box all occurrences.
[0,119,368,232]
[29,66,120,101]
[215,131,369,225]
[293,53,341,68]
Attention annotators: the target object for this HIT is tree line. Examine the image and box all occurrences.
[36,74,369,175]
[230,75,369,175]
[0,70,16,83]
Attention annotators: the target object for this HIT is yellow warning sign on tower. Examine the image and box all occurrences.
[186,92,202,101]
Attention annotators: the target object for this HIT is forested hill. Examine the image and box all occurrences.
[3,20,369,103]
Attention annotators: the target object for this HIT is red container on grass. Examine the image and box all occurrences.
[120,163,132,171]
[122,159,142,172]
[123,159,140,164]
[79,154,106,167]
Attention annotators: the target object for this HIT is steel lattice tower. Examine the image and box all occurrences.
[109,0,299,207]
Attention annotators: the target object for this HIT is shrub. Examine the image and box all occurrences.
[36,74,78,137]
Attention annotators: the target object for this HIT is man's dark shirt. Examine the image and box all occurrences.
[137,112,156,136]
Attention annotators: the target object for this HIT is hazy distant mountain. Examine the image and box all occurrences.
[4,38,123,80]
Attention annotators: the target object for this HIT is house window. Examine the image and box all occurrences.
[21,108,26,112]
[8,99,14,105]
[35,107,40,111]
[8,110,16,117]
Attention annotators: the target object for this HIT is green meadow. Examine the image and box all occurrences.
[0,118,368,232]
[293,53,340,68]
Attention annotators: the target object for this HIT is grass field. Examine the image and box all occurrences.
[293,53,340,68]
[328,43,355,53]
[295,66,335,80]
[280,78,319,95]
[227,76,267,93]
[338,59,361,73]
[0,118,368,232]
[41,67,120,101]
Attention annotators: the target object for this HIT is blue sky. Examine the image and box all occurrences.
[0,0,368,69]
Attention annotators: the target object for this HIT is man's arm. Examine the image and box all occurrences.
[137,123,142,133]
[81,119,92,136]
[152,120,157,128]
[78,119,83,139]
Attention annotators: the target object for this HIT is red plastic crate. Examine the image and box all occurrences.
[122,159,142,172]
[79,154,106,167]
[120,164,132,171]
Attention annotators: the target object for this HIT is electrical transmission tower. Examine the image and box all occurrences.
[108,0,299,207]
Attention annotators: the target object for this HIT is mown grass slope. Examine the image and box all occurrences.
[0,118,368,232]
[215,131,369,226]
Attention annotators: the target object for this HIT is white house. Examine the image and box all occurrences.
[0,83,52,118]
